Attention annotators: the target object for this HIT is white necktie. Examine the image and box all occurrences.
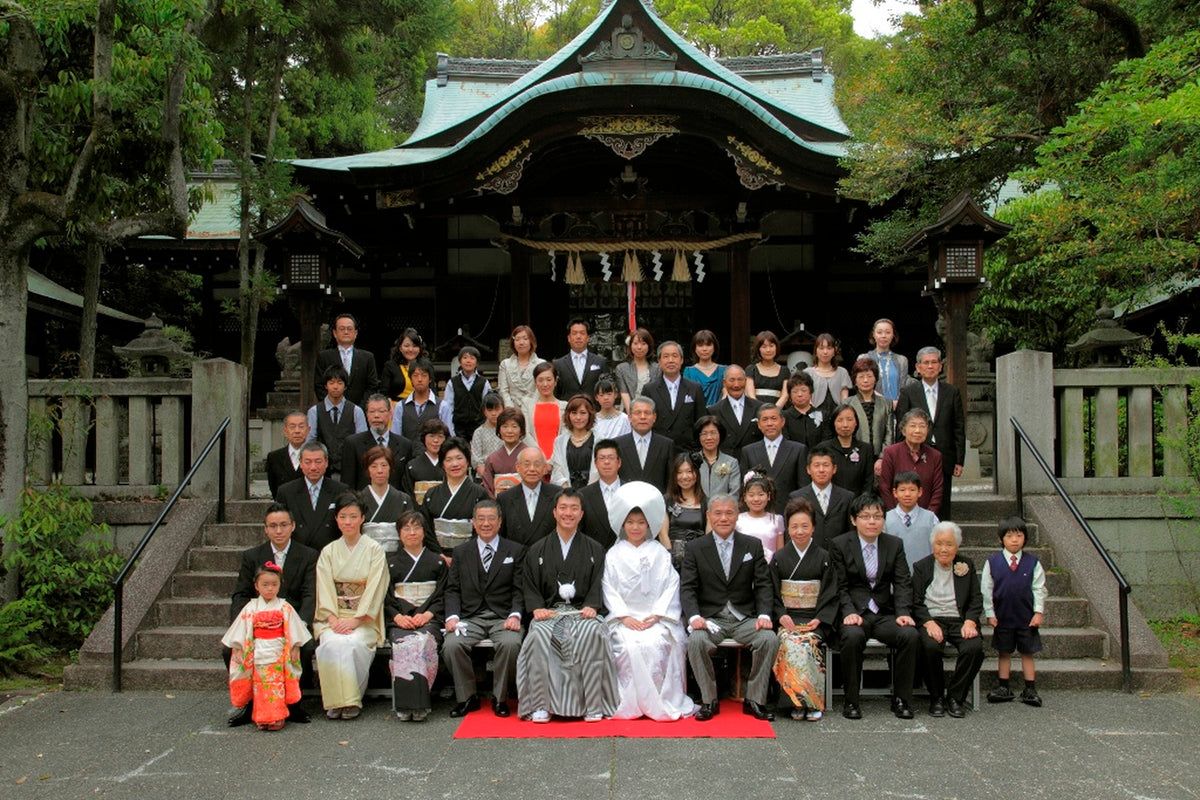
[574,353,585,382]
[637,437,648,468]
[668,382,677,409]
[732,400,743,425]
[309,484,320,509]
[719,539,732,579]
[603,485,615,508]
[927,385,937,421]
[342,348,352,373]
[274,550,285,570]
[526,490,538,519]
[290,449,300,470]
[819,490,828,514]
[767,441,777,467]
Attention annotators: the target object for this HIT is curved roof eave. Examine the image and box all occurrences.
[291,72,848,178]
[403,0,850,148]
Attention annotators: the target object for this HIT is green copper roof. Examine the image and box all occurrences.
[28,270,143,323]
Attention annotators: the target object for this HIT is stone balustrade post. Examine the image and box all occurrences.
[996,350,1055,496]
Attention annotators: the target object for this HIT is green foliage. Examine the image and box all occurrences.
[0,601,54,678]
[839,0,1158,272]
[653,0,857,59]
[444,0,600,61]
[0,485,123,656]
[973,29,1200,352]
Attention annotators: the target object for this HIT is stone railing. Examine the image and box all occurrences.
[28,359,249,499]
[997,351,1200,494]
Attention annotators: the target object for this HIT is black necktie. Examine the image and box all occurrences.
[331,406,340,424]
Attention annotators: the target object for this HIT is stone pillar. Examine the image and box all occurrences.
[995,350,1055,496]
[190,359,248,500]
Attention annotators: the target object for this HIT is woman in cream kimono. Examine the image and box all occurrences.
[314,492,389,720]
[601,482,696,721]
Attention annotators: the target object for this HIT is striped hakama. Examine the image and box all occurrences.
[516,606,619,720]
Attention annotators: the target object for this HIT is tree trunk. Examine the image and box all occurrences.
[237,22,258,374]
[0,246,29,603]
[79,242,102,380]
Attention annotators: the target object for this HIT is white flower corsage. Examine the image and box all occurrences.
[714,462,732,477]
[953,562,970,577]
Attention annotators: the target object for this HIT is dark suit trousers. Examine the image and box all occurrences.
[441,611,524,702]
[919,617,984,703]
[838,613,918,704]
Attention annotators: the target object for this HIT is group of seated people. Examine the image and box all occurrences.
[230,314,1040,729]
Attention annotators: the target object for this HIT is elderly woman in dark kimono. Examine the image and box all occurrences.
[385,511,448,721]
[771,497,838,721]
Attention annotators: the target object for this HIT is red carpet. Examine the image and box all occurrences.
[453,699,776,739]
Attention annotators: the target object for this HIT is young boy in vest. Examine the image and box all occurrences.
[439,346,492,442]
[884,471,939,570]
[981,516,1046,707]
[306,365,367,479]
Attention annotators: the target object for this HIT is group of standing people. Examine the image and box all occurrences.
[227,314,1045,729]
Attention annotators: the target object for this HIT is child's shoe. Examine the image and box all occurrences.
[1020,687,1043,707]
[987,685,1015,703]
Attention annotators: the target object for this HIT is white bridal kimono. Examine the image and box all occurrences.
[603,483,696,721]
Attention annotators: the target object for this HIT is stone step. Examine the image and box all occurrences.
[944,495,1021,520]
[1045,571,1071,596]
[1043,597,1089,628]
[157,597,230,628]
[203,522,264,547]
[957,521,1040,547]
[976,658,1182,693]
[224,500,273,524]
[173,570,236,598]
[188,546,244,572]
[64,658,227,692]
[137,626,225,660]
[958,545,1053,569]
[979,626,1107,659]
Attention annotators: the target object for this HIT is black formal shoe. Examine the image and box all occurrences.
[891,698,915,720]
[928,698,946,718]
[842,703,862,720]
[946,697,965,718]
[449,696,481,718]
[742,700,775,721]
[227,704,253,727]
[695,701,720,721]
[287,704,312,724]
[492,699,510,718]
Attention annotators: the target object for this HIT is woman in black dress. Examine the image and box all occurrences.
[404,419,448,504]
[818,401,875,495]
[663,452,707,570]
[549,394,596,489]
[385,510,447,721]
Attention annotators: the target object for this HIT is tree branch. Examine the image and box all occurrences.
[1078,0,1145,58]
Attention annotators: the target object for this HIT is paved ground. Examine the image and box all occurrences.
[2,690,1198,799]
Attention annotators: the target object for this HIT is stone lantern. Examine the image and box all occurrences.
[113,314,192,376]
[903,190,1012,403]
[1066,306,1147,367]
[257,198,363,408]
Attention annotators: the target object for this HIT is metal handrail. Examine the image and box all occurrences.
[1010,416,1132,692]
[111,417,231,692]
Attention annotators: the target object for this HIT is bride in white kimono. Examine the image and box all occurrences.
[602,482,697,721]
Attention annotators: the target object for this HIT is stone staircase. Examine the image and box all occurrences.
[66,494,1177,692]
[948,494,1174,691]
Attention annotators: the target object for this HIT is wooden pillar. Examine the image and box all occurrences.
[936,287,978,414]
[510,243,531,326]
[729,243,751,366]
[290,295,324,410]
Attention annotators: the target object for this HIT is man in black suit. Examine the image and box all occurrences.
[314,312,380,406]
[643,340,707,452]
[497,447,561,546]
[275,441,349,549]
[912,521,985,719]
[266,411,309,496]
[340,394,413,490]
[225,503,319,725]
[707,364,762,456]
[830,493,920,720]
[614,397,674,491]
[553,318,606,400]
[738,405,805,514]
[442,500,525,718]
[786,445,854,552]
[577,438,621,549]
[681,494,779,721]
[896,347,965,519]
